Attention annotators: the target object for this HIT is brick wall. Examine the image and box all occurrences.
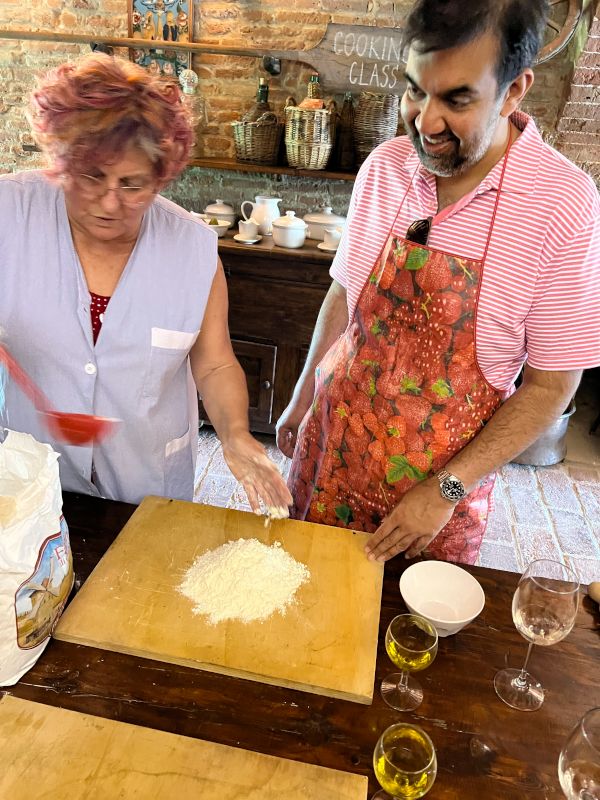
[556,9,600,183]
[1,0,598,216]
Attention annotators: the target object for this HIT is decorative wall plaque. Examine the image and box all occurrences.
[128,0,193,78]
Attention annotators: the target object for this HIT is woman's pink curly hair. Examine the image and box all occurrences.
[28,53,193,187]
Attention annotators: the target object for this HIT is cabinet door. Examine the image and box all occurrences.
[199,339,277,433]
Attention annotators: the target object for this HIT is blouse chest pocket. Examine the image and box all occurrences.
[142,327,200,401]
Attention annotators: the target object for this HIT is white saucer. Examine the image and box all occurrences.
[233,233,262,244]
[317,242,339,252]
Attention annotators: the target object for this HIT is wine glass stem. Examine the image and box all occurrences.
[515,642,535,689]
[397,671,409,692]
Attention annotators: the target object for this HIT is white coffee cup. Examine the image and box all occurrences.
[238,219,259,239]
[323,226,342,249]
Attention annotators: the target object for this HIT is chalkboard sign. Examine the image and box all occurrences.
[268,24,406,94]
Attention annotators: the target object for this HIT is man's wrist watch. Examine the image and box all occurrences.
[436,469,467,503]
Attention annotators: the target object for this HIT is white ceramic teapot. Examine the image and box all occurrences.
[240,196,282,236]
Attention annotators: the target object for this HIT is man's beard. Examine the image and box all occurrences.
[405,117,498,178]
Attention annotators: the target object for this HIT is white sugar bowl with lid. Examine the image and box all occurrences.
[203,199,235,228]
[272,211,307,249]
[303,205,347,241]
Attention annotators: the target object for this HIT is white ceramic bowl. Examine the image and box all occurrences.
[399,561,485,637]
[190,213,231,237]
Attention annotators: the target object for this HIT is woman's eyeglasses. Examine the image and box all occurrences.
[405,216,432,246]
[73,173,155,207]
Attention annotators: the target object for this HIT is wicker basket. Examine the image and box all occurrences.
[231,112,282,166]
[353,92,399,165]
[284,98,336,170]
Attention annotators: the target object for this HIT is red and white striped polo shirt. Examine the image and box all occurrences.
[331,111,600,391]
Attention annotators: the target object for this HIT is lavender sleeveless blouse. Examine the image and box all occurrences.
[0,170,218,503]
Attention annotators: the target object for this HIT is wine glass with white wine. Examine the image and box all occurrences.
[559,707,600,800]
[494,559,579,712]
[372,722,437,800]
[381,614,438,712]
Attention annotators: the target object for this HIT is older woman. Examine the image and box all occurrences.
[0,53,292,513]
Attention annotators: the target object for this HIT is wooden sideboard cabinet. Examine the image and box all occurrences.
[199,232,334,434]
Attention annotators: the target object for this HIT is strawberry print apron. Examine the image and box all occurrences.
[288,146,512,565]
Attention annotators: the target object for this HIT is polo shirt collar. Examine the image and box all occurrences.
[401,110,542,196]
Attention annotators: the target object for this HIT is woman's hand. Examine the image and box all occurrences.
[222,431,292,515]
[365,479,455,562]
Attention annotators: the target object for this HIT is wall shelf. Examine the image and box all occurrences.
[188,157,357,182]
[21,147,358,182]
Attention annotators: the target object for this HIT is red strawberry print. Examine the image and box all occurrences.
[377,257,396,290]
[348,413,365,436]
[349,389,373,415]
[406,450,432,473]
[373,394,392,422]
[358,372,377,398]
[390,270,415,299]
[385,436,406,456]
[395,395,432,427]
[368,439,386,462]
[386,415,407,438]
[405,429,425,452]
[376,371,397,400]
[429,291,463,325]
[450,275,466,292]
[374,295,394,320]
[348,360,366,383]
[415,256,452,293]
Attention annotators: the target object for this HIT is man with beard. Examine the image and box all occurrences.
[276,0,600,564]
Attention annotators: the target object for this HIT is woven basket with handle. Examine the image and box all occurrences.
[284,97,336,170]
[353,92,400,165]
[231,112,282,166]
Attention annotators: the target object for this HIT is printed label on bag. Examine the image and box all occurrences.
[15,516,73,649]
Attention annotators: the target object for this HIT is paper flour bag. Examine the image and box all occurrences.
[0,430,73,686]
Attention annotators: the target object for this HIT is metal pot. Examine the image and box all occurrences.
[512,402,576,466]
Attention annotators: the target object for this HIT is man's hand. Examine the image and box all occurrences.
[365,479,455,562]
[275,399,310,458]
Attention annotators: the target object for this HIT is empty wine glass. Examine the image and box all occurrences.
[381,614,438,712]
[494,559,579,712]
[559,707,600,799]
[372,722,437,800]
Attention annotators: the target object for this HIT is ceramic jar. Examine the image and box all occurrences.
[203,199,236,227]
[271,211,307,249]
[303,206,347,240]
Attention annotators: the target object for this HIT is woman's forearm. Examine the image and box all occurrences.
[195,360,250,445]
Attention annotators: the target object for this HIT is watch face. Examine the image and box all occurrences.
[441,478,465,502]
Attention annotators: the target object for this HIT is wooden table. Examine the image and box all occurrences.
[5,493,599,798]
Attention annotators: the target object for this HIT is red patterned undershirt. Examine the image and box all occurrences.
[90,292,111,344]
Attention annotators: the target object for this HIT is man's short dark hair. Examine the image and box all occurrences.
[402,0,549,88]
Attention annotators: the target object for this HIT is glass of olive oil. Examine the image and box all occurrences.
[381,614,438,712]
[372,722,437,799]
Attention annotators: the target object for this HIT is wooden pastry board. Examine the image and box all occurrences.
[54,496,384,704]
[0,696,368,799]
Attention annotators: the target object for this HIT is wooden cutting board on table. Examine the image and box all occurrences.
[55,496,384,704]
[0,696,368,799]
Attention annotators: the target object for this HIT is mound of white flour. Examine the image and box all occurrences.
[179,538,310,625]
